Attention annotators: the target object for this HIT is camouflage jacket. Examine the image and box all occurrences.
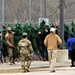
[5,32,14,47]
[18,38,34,54]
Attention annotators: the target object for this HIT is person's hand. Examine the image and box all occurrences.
[10,45,14,48]
[30,53,34,56]
[20,50,23,53]
[28,53,33,57]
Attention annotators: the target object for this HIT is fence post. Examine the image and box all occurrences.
[2,0,5,25]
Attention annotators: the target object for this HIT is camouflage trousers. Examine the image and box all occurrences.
[8,47,15,64]
[20,53,32,71]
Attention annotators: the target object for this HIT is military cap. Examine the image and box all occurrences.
[7,27,12,31]
[23,32,27,36]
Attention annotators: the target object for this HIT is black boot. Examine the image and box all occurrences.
[0,58,3,63]
[71,60,75,67]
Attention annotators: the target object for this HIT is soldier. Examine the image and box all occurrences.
[18,32,34,73]
[5,27,15,65]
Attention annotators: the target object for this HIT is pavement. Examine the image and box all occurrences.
[0,60,75,75]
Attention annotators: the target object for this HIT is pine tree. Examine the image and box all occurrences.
[71,20,75,34]
[64,23,70,43]
[14,22,23,58]
[23,23,42,59]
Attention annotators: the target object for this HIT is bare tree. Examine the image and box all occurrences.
[0,0,75,23]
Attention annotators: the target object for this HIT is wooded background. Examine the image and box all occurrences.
[0,0,75,24]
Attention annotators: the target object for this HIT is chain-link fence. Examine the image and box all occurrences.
[0,0,75,25]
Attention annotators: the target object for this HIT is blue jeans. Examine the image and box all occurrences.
[43,48,48,60]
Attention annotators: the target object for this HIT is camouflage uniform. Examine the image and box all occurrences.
[18,33,34,72]
[5,27,15,64]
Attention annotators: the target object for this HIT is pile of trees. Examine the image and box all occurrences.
[2,20,74,59]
